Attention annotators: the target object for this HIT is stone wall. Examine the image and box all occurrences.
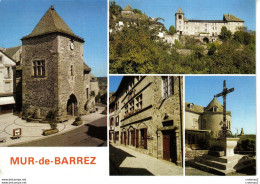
[57,35,86,117]
[185,149,209,159]
[113,76,183,166]
[22,33,89,118]
[22,34,59,117]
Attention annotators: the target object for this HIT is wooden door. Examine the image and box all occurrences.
[131,130,135,146]
[163,132,171,161]
[136,129,139,147]
[163,131,177,163]
[144,129,147,149]
[124,132,126,145]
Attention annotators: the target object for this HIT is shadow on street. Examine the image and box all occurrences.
[85,124,107,141]
[109,144,154,176]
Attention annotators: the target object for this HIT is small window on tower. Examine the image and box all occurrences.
[71,65,74,76]
[33,60,45,77]
[178,15,182,19]
[213,107,218,112]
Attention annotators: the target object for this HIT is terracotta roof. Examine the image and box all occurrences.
[176,8,184,14]
[185,102,204,114]
[22,6,84,42]
[123,5,133,11]
[4,46,21,59]
[223,14,244,22]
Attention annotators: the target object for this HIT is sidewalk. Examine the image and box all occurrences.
[110,143,183,176]
[0,105,106,146]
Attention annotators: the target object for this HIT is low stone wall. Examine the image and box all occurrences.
[185,149,209,159]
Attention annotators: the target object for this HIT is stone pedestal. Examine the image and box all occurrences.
[188,137,256,175]
[218,138,239,156]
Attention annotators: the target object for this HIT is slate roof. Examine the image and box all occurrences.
[4,46,21,58]
[204,97,223,112]
[176,8,184,14]
[83,62,91,72]
[223,14,244,22]
[123,5,133,11]
[22,6,84,42]
[185,102,204,114]
[186,98,231,114]
[187,20,226,23]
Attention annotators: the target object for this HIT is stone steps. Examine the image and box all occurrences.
[188,154,256,175]
[187,160,235,175]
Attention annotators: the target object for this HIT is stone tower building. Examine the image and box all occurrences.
[185,97,231,149]
[21,6,92,119]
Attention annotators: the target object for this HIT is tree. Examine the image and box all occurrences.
[169,25,176,35]
[208,43,217,55]
[220,26,232,41]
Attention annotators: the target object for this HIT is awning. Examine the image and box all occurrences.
[0,96,15,105]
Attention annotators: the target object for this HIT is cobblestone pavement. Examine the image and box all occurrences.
[0,105,106,146]
[110,143,183,176]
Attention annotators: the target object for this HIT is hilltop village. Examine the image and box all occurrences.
[109,3,255,74]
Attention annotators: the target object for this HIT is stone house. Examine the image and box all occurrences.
[109,76,183,166]
[0,50,16,114]
[185,97,231,149]
[4,46,23,111]
[175,8,244,42]
[17,6,95,119]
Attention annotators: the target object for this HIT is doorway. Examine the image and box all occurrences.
[162,131,177,163]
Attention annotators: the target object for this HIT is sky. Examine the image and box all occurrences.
[113,0,256,31]
[109,76,123,93]
[0,0,107,77]
[186,76,256,135]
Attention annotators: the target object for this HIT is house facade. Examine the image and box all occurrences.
[0,51,16,114]
[109,76,183,166]
[175,8,244,41]
[18,6,95,119]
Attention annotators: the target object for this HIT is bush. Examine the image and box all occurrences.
[43,129,59,136]
[75,116,81,122]
[46,110,56,121]
[50,121,58,130]
[72,121,83,126]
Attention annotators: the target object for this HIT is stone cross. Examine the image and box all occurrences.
[214,80,234,137]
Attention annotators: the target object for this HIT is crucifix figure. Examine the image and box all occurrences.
[214,80,234,138]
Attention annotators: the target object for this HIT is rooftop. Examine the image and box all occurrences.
[22,6,84,42]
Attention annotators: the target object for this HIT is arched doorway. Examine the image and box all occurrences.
[203,37,209,43]
[67,94,78,116]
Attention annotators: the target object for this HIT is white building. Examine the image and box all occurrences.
[175,8,244,41]
[0,50,16,114]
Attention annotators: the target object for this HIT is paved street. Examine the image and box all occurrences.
[110,144,183,176]
[13,116,107,147]
[0,105,107,146]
